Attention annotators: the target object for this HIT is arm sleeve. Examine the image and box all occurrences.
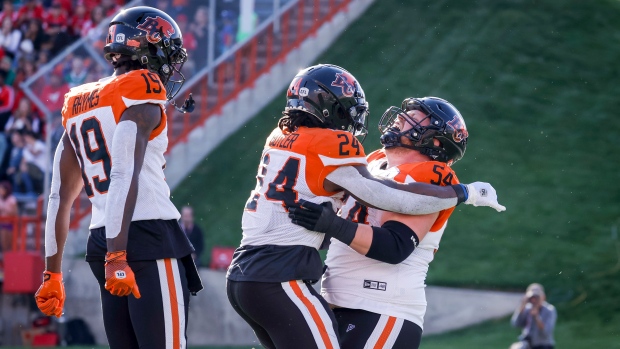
[104,121,137,239]
[44,141,64,257]
[326,166,458,215]
[365,220,419,264]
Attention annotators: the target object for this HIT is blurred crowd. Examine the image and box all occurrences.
[0,0,127,210]
[0,0,248,212]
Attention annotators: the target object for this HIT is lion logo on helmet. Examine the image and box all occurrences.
[136,16,175,44]
[447,115,469,143]
[331,72,356,97]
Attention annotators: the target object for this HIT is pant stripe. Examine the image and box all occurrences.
[157,258,184,349]
[366,315,404,349]
[281,281,337,349]
[169,258,186,349]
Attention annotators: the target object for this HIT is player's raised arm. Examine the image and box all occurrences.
[103,103,161,298]
[36,133,84,317]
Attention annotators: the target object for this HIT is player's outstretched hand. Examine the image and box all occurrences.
[105,250,141,298]
[35,271,66,318]
[288,200,335,232]
[464,182,506,212]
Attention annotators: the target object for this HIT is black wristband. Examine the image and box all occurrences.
[452,184,468,205]
[328,216,358,245]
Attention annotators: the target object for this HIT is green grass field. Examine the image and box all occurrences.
[172,0,620,346]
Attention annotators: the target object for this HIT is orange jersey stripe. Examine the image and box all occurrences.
[373,316,397,349]
[288,281,334,349]
[164,259,180,349]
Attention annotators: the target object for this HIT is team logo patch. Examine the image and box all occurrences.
[115,270,127,279]
[447,115,469,142]
[331,72,356,97]
[137,16,176,44]
[115,33,125,43]
[363,279,387,291]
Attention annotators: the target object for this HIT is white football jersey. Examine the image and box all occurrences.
[240,126,367,249]
[62,69,180,229]
[321,149,459,329]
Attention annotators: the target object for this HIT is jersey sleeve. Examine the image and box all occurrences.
[305,130,367,196]
[112,70,168,140]
[115,69,167,113]
[394,161,460,231]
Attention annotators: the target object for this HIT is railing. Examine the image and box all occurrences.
[165,0,352,148]
[1,197,44,253]
[19,0,352,230]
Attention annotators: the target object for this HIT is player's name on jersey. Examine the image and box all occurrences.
[70,89,101,116]
[268,133,299,150]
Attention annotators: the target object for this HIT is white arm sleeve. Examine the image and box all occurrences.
[326,166,458,215]
[104,121,137,239]
[44,141,63,257]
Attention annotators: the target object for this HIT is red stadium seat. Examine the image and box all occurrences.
[209,246,235,270]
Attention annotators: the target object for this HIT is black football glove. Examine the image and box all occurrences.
[288,200,357,245]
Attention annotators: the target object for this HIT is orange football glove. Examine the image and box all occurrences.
[104,250,141,298]
[35,271,65,318]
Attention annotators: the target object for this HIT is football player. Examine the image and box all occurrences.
[34,6,202,349]
[289,97,476,348]
[227,64,505,349]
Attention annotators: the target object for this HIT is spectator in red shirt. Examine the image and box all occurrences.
[0,1,18,25]
[42,0,73,55]
[0,69,15,127]
[40,73,68,115]
[69,1,89,38]
[15,0,45,31]
[42,1,68,36]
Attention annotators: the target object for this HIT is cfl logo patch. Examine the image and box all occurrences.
[480,188,487,197]
[115,270,127,279]
[115,33,125,43]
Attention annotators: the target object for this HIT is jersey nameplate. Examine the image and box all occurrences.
[71,89,101,116]
[268,133,299,149]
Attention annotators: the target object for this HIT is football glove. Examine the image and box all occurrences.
[35,271,65,318]
[288,200,357,245]
[464,182,506,212]
[105,250,141,298]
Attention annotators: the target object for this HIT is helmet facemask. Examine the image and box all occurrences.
[379,104,449,162]
[379,97,467,163]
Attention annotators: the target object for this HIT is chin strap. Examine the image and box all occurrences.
[171,93,195,113]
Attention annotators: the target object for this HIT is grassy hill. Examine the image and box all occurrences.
[173,0,620,346]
